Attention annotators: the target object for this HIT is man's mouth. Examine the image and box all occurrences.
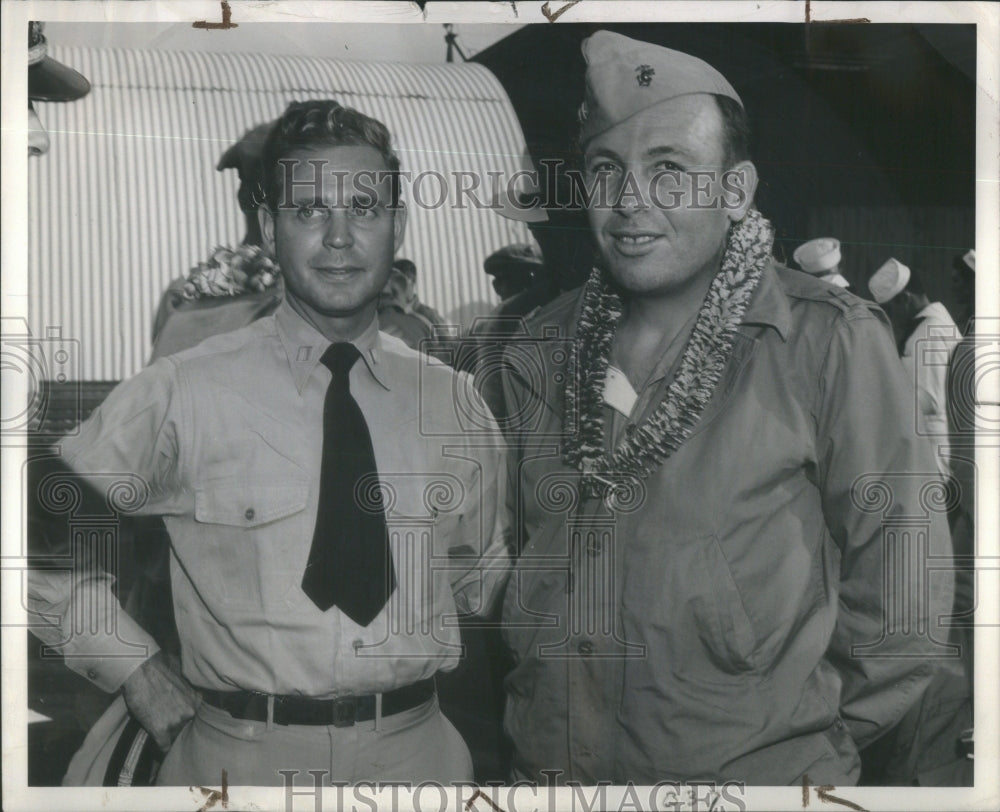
[610,231,663,255]
[314,266,363,277]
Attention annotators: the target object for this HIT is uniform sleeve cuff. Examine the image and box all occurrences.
[61,617,161,693]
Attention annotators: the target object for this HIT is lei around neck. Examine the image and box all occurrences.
[562,207,774,500]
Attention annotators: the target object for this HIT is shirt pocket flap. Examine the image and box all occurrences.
[195,482,309,528]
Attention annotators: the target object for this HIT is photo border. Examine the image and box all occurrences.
[2,2,997,810]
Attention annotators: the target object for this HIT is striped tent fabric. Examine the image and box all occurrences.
[28,46,532,381]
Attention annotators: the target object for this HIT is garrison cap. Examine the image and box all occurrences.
[578,31,743,144]
[217,120,275,213]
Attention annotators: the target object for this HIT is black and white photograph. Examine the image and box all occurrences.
[2,2,998,811]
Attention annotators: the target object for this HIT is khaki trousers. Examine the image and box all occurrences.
[156,694,473,787]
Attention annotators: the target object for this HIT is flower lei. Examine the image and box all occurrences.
[562,207,774,498]
[182,244,280,299]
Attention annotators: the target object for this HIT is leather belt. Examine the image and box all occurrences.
[199,678,435,727]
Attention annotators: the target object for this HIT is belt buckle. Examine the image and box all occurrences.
[331,697,357,728]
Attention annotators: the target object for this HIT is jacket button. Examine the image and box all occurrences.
[244,508,255,521]
[87,668,98,680]
[577,640,594,656]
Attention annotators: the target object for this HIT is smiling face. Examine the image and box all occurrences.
[259,144,406,340]
[583,94,756,300]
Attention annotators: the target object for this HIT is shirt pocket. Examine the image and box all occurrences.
[188,480,310,607]
[195,483,308,527]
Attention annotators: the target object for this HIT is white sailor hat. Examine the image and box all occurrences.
[793,237,841,274]
[868,257,911,304]
[578,31,743,145]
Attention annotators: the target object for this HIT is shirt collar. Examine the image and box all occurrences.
[275,301,392,393]
[739,260,791,341]
[916,301,950,321]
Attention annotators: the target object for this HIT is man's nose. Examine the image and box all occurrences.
[322,211,354,249]
[28,105,50,157]
[611,169,651,214]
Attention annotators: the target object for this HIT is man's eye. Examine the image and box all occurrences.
[588,161,619,175]
[350,199,377,217]
[296,205,328,221]
[654,160,683,173]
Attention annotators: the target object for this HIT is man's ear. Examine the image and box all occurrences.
[722,160,759,222]
[258,205,276,255]
[392,200,408,253]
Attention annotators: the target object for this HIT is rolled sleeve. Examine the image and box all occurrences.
[816,309,956,748]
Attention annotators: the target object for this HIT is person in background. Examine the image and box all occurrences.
[24,19,104,788]
[500,30,956,786]
[487,164,595,323]
[215,119,275,247]
[27,21,91,157]
[393,258,445,326]
[150,120,282,360]
[862,249,977,785]
[483,243,542,302]
[377,264,436,349]
[945,248,976,684]
[28,98,511,787]
[464,164,595,424]
[792,236,852,290]
[868,257,961,476]
[950,248,975,336]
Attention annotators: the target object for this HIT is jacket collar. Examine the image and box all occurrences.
[739,260,791,341]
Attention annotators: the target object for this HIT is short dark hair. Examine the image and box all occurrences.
[713,94,751,168]
[262,99,401,211]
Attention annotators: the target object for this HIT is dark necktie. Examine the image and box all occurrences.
[301,342,396,626]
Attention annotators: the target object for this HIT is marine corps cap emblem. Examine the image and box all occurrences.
[636,64,655,87]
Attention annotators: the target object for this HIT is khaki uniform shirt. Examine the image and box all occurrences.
[29,303,511,697]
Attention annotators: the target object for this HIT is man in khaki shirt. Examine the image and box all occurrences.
[29,99,510,786]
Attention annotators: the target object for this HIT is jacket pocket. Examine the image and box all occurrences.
[623,531,757,681]
[692,533,758,673]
